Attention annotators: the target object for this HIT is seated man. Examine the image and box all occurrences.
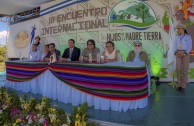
[29,44,41,61]
[44,43,61,62]
[62,39,80,61]
[126,40,150,67]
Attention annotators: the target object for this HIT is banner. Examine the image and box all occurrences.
[8,0,194,81]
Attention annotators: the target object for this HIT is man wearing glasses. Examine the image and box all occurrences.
[126,40,150,67]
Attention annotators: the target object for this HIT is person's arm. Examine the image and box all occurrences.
[186,35,192,54]
[92,48,100,62]
[56,50,61,61]
[81,49,89,62]
[102,51,107,61]
[114,50,118,62]
[44,52,50,62]
[102,51,109,62]
[37,51,42,61]
[74,48,80,61]
[126,51,131,62]
[174,36,178,55]
[61,49,69,62]
[62,50,66,58]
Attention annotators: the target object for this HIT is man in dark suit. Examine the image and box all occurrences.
[62,39,80,61]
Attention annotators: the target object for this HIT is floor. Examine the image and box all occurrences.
[1,72,194,126]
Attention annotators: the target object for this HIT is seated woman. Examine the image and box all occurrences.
[81,39,100,62]
[126,40,150,67]
[102,41,118,62]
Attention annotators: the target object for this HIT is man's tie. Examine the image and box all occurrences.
[69,48,73,59]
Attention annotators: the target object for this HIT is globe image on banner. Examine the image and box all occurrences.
[108,0,158,30]
[14,31,30,48]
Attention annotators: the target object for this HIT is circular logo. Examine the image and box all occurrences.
[14,31,29,48]
[108,0,158,30]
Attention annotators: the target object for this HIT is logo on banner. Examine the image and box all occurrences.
[108,0,158,30]
[15,31,29,48]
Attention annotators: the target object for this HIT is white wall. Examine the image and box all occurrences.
[7,18,40,58]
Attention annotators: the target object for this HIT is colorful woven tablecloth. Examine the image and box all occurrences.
[6,61,148,100]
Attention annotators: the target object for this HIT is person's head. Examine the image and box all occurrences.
[177,24,187,35]
[68,39,75,48]
[44,44,49,52]
[87,39,95,50]
[106,41,115,52]
[35,36,41,43]
[49,43,56,53]
[133,40,142,51]
[32,44,37,52]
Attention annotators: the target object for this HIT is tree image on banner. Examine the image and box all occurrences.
[135,3,152,23]
[108,0,158,30]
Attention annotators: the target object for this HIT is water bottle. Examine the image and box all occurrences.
[97,51,100,63]
[101,56,104,63]
[117,50,121,62]
[89,53,92,63]
[117,51,123,62]
[29,54,32,61]
[19,52,22,60]
[120,54,123,62]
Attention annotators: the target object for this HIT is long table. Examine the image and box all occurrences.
[5,61,150,112]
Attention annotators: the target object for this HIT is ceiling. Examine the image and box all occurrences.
[0,0,53,16]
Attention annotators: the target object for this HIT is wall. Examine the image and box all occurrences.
[8,18,40,58]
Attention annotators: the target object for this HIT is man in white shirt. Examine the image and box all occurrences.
[29,44,41,61]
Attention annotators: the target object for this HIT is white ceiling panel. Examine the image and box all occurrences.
[0,0,53,15]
